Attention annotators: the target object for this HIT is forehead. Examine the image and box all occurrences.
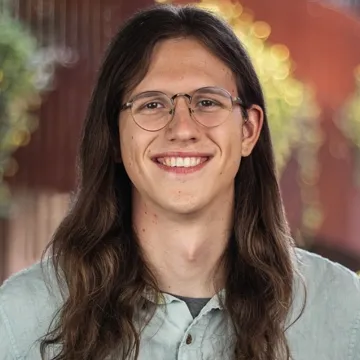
[131,37,237,96]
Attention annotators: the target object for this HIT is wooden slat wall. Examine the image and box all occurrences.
[1,0,152,281]
[11,0,126,191]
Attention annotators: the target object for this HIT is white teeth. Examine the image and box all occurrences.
[158,157,205,167]
[177,157,184,167]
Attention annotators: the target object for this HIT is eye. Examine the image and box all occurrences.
[143,101,165,110]
[197,99,219,107]
[195,98,224,111]
[133,99,169,114]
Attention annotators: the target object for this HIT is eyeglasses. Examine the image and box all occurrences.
[120,86,246,132]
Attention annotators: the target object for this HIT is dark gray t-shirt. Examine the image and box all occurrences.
[173,295,211,318]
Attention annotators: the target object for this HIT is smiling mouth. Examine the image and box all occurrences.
[153,156,210,174]
[156,156,208,168]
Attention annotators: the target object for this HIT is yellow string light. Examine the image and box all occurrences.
[341,65,360,148]
[252,21,271,40]
[156,0,323,234]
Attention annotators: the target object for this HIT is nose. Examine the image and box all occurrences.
[165,96,200,142]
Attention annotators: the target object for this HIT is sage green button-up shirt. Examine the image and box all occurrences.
[1,248,360,360]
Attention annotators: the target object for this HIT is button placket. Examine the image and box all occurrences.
[177,315,213,360]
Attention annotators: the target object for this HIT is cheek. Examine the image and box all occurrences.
[121,139,135,170]
[119,119,137,171]
[213,120,242,160]
[120,137,140,189]
[119,118,155,175]
[220,123,243,176]
[230,127,243,160]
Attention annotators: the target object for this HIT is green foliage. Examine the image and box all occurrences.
[0,3,42,216]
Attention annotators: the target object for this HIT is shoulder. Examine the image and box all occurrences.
[292,248,360,359]
[294,247,360,297]
[0,259,63,359]
[0,258,63,311]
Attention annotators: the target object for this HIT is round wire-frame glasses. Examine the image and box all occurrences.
[120,86,247,132]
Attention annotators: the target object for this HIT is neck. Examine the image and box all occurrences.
[133,190,234,298]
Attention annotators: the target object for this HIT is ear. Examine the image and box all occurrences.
[241,105,264,157]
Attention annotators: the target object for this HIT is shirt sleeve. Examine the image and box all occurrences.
[349,274,360,360]
[350,306,360,360]
[0,302,17,360]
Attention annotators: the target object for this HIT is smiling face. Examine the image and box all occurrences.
[119,37,261,215]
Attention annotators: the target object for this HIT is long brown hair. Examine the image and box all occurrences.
[40,4,302,359]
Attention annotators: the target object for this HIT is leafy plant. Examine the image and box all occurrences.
[0,2,47,217]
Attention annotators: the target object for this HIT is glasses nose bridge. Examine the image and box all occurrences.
[170,92,192,108]
[169,93,194,121]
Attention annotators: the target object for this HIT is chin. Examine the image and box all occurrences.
[160,195,206,216]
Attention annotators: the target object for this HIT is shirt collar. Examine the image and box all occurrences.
[142,288,226,310]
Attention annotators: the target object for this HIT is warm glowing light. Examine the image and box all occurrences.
[341,67,360,148]
[303,206,323,230]
[240,12,254,24]
[231,3,243,17]
[252,21,271,39]
[271,44,290,62]
[155,0,323,232]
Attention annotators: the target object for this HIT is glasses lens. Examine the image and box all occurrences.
[131,92,172,131]
[191,88,232,127]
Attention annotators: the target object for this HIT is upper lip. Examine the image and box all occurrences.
[151,152,213,160]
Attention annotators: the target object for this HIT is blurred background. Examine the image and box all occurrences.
[1,0,360,283]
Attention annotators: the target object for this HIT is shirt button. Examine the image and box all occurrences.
[186,334,192,345]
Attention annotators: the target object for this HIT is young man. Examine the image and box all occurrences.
[1,4,359,360]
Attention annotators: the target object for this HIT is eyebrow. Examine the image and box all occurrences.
[131,90,169,97]
[129,86,234,100]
